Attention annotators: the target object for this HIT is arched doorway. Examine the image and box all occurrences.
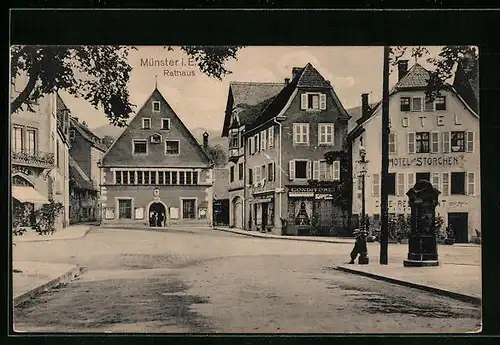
[148,202,167,227]
[232,196,243,229]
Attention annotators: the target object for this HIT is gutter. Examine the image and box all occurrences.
[273,116,283,231]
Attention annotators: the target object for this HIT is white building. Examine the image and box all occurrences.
[348,59,479,243]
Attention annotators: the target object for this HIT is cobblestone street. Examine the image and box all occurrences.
[13,227,481,333]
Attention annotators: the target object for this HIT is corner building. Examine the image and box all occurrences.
[349,60,480,242]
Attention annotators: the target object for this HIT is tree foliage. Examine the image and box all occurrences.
[11,45,242,126]
[205,144,227,167]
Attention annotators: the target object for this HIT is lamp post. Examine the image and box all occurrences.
[357,146,369,265]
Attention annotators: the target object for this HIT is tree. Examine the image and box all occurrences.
[10,45,242,126]
[205,144,227,168]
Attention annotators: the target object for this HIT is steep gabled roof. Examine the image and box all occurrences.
[70,118,108,152]
[394,63,431,89]
[246,63,350,132]
[453,59,479,114]
[101,88,212,167]
[69,155,96,191]
[221,82,284,137]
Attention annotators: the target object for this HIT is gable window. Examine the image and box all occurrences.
[289,160,311,180]
[415,132,430,153]
[400,97,411,111]
[451,131,465,152]
[152,101,161,113]
[435,96,446,111]
[451,172,466,195]
[133,139,147,154]
[318,123,334,145]
[238,163,244,180]
[142,118,151,129]
[165,140,180,155]
[301,92,326,110]
[161,118,170,130]
[293,123,310,144]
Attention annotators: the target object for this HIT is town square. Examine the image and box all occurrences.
[10,45,481,333]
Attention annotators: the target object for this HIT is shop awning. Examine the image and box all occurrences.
[12,186,50,204]
[252,198,272,204]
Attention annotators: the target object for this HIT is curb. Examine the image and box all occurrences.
[13,265,87,307]
[213,227,355,244]
[334,265,481,306]
[12,226,93,243]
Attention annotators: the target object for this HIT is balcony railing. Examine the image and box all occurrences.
[11,149,55,168]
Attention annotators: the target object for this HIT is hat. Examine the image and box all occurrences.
[353,229,360,235]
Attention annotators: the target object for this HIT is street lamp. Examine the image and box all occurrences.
[357,146,369,265]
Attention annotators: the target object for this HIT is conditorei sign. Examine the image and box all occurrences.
[288,186,336,198]
[389,155,465,169]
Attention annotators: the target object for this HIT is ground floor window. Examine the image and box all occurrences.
[118,199,132,219]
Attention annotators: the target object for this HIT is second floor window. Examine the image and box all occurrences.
[230,166,235,183]
[293,123,309,144]
[165,140,180,155]
[318,124,334,145]
[133,139,147,154]
[238,163,244,180]
[416,132,430,153]
[389,133,396,154]
[289,160,310,180]
[451,131,465,152]
[13,127,23,152]
[451,172,466,195]
[230,131,239,149]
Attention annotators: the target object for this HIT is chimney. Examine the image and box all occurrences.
[292,67,303,80]
[203,131,209,149]
[284,78,290,85]
[361,93,370,118]
[73,117,79,123]
[398,60,409,81]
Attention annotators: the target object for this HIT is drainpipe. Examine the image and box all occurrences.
[273,117,283,232]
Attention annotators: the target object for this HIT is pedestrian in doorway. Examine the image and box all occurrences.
[158,212,164,227]
[149,211,155,227]
[349,228,364,264]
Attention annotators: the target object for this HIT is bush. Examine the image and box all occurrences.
[12,202,28,236]
[34,201,64,235]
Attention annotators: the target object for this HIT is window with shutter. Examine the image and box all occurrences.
[261,130,267,151]
[389,133,396,154]
[442,172,450,196]
[319,123,334,145]
[431,132,440,153]
[467,172,475,195]
[268,126,274,148]
[397,173,405,196]
[313,161,320,180]
[407,172,415,191]
[372,173,380,197]
[466,131,474,152]
[319,94,327,110]
[408,132,415,154]
[431,172,440,189]
[293,124,309,144]
[443,132,451,153]
[301,93,308,110]
[424,96,435,111]
[306,160,312,180]
[333,161,340,181]
[255,166,261,183]
[289,160,295,180]
[255,134,260,152]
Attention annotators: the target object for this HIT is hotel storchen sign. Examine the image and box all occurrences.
[389,155,465,169]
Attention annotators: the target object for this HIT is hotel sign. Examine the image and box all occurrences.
[389,155,464,169]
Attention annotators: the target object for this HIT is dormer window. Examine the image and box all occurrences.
[301,92,326,110]
[152,101,161,113]
[150,133,162,144]
[142,118,151,129]
[161,118,171,130]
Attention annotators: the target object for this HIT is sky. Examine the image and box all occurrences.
[58,46,444,132]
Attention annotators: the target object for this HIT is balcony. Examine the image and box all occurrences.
[11,149,55,168]
[228,147,244,163]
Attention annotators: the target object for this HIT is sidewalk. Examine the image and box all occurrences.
[12,224,92,243]
[335,262,481,305]
[12,261,85,306]
[213,226,355,244]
